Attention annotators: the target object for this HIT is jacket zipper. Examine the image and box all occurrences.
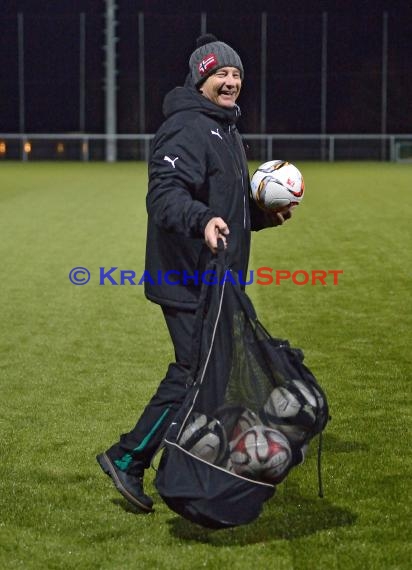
[228,124,247,229]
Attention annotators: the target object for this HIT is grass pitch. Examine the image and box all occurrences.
[0,161,411,569]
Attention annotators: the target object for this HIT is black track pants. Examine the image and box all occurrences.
[106,306,196,474]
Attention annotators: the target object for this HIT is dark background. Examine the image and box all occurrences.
[1,0,411,135]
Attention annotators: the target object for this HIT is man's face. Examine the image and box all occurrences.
[200,67,242,108]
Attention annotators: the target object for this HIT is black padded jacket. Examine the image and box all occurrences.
[144,81,270,309]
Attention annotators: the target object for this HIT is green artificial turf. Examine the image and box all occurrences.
[0,161,410,569]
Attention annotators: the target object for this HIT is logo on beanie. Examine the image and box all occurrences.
[198,53,218,76]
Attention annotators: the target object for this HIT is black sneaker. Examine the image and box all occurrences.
[96,452,154,512]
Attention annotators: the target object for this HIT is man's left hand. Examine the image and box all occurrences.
[269,207,292,226]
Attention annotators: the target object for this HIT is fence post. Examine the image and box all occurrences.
[22,137,28,161]
[389,136,396,162]
[329,136,334,162]
[82,137,89,161]
[268,135,273,161]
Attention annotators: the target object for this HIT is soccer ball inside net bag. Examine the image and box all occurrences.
[230,425,292,484]
[178,412,228,466]
[215,405,263,442]
[261,380,324,445]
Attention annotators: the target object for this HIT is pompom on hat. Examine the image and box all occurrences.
[189,34,244,87]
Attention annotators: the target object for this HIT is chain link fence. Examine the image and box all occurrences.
[1,5,411,161]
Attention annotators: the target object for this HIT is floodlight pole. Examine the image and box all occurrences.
[79,12,86,133]
[138,12,145,135]
[381,11,388,161]
[320,12,328,161]
[104,0,118,162]
[200,12,207,35]
[17,13,27,161]
[260,13,267,143]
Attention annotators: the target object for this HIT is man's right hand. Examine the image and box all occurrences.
[204,217,230,253]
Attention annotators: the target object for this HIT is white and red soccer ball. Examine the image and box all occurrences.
[230,425,292,484]
[250,160,305,212]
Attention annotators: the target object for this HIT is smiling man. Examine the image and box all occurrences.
[199,66,242,108]
[96,34,291,512]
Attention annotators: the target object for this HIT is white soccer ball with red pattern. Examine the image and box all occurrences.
[230,425,292,484]
[250,160,305,212]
